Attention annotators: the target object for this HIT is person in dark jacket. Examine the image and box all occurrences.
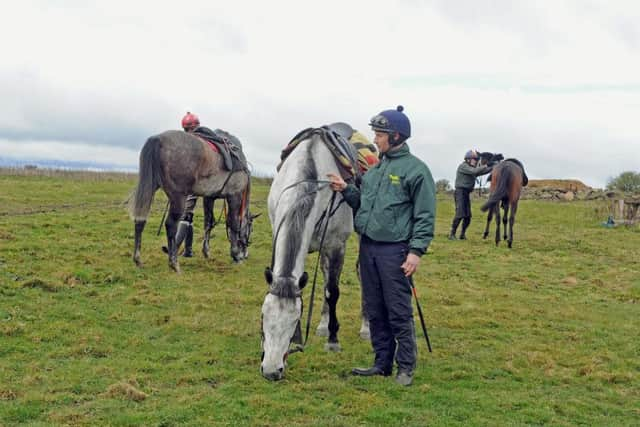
[328,106,436,386]
[448,150,493,240]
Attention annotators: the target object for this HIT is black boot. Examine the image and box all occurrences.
[459,218,470,240]
[182,223,193,257]
[449,218,461,240]
[163,220,190,254]
[351,366,392,377]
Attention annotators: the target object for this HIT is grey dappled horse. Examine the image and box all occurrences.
[260,133,354,381]
[128,130,254,272]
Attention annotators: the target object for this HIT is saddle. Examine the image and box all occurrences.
[192,127,248,172]
[278,123,378,183]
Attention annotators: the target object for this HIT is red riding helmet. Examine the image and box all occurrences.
[181,112,200,130]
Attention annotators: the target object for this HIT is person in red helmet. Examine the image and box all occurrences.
[181,112,200,132]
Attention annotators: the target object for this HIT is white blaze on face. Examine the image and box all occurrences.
[261,294,301,379]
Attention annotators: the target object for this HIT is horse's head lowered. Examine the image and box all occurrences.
[228,201,260,263]
[260,267,307,381]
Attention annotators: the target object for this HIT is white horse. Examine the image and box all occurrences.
[260,132,356,381]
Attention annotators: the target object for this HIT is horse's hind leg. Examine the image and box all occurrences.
[202,196,215,258]
[502,201,509,241]
[133,220,146,267]
[508,202,518,248]
[320,245,345,352]
[357,260,370,340]
[165,196,185,273]
[494,204,501,246]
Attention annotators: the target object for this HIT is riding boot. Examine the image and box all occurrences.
[182,223,194,258]
[459,218,471,240]
[449,218,461,240]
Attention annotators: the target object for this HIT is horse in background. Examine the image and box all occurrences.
[480,159,528,248]
[128,130,255,272]
[261,128,356,381]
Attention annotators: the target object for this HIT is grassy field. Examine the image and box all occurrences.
[1,171,639,426]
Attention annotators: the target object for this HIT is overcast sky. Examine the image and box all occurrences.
[1,0,639,187]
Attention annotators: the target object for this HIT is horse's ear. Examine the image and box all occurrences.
[264,267,273,285]
[298,272,308,290]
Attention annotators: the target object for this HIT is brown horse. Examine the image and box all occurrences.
[128,130,255,272]
[480,159,527,248]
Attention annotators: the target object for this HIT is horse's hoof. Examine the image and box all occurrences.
[169,262,181,273]
[325,342,341,352]
[359,330,371,340]
[316,326,329,337]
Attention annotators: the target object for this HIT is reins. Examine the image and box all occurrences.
[293,190,337,354]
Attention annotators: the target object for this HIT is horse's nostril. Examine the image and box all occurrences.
[278,367,284,373]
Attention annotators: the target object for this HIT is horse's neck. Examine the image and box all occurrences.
[270,139,335,279]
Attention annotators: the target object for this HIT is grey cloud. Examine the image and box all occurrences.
[0,69,174,149]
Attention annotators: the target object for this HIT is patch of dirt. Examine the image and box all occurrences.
[104,379,148,402]
[562,276,578,285]
[22,278,60,292]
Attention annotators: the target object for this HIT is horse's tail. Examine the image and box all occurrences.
[128,136,162,221]
[480,166,511,212]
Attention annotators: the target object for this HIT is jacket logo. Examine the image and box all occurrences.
[389,174,401,185]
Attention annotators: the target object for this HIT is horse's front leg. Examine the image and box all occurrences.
[202,197,215,258]
[133,220,146,267]
[494,204,501,246]
[225,193,244,263]
[321,245,345,352]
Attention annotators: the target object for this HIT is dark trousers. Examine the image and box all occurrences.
[359,235,416,372]
[451,188,472,235]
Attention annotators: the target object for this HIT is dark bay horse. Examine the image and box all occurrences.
[128,130,254,272]
[480,159,527,248]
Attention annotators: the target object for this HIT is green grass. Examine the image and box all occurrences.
[1,172,638,426]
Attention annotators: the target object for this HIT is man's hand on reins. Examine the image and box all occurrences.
[401,253,420,277]
[327,173,347,192]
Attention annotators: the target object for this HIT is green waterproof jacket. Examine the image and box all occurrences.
[454,161,492,190]
[342,144,436,256]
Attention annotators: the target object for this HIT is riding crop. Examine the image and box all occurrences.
[407,275,432,352]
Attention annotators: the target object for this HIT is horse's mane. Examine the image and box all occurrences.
[274,142,319,285]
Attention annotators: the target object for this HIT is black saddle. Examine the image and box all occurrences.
[281,123,361,182]
[193,127,248,172]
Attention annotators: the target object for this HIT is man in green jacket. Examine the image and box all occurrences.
[328,106,436,386]
[448,150,493,240]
